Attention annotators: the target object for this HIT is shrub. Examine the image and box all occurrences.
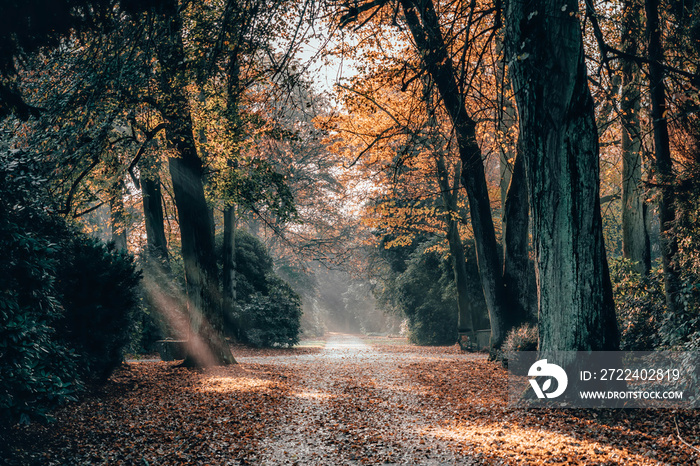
[0,151,79,425]
[396,240,459,346]
[610,257,700,350]
[610,258,666,350]
[238,277,302,347]
[234,229,274,297]
[0,211,80,425]
[0,149,142,425]
[222,230,303,347]
[502,323,538,354]
[53,236,142,382]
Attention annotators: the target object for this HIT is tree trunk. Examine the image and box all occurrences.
[621,0,651,275]
[496,35,535,329]
[223,205,238,336]
[435,156,477,345]
[142,175,169,264]
[505,0,619,352]
[110,181,127,251]
[221,18,243,338]
[156,0,235,366]
[502,148,535,325]
[645,0,679,311]
[400,0,509,349]
[495,36,518,237]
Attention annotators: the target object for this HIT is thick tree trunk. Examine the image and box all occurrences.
[621,0,651,275]
[142,175,169,264]
[400,0,509,349]
[645,0,679,311]
[156,0,235,366]
[496,36,535,328]
[502,149,535,325]
[435,156,477,344]
[506,0,619,352]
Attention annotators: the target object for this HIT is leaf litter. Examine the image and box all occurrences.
[4,334,700,465]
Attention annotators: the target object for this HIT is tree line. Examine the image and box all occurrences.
[1,0,699,425]
[332,0,699,355]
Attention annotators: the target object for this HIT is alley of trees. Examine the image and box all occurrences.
[1,0,700,462]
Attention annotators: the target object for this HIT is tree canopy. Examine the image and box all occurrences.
[2,0,700,430]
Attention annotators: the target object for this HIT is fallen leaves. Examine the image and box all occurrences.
[5,335,700,465]
[5,362,295,465]
[397,350,700,465]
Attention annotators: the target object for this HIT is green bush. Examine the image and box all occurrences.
[610,259,666,350]
[610,257,699,350]
[53,236,142,383]
[396,239,458,346]
[234,229,274,297]
[0,211,80,425]
[239,277,302,347]
[0,150,142,424]
[223,230,302,347]
[0,152,79,425]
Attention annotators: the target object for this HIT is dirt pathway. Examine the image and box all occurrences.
[9,335,699,465]
[242,334,479,465]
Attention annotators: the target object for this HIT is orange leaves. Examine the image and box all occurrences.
[7,338,700,465]
[5,360,296,465]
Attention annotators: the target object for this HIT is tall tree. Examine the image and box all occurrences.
[396,0,510,349]
[645,0,679,311]
[505,0,619,351]
[153,0,235,366]
[338,0,535,350]
[621,0,651,275]
[502,148,534,326]
[141,174,169,263]
[435,156,477,343]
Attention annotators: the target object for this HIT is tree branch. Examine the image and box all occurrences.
[126,122,167,188]
[585,0,700,84]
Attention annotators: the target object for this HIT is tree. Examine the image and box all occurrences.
[505,0,619,352]
[152,0,235,366]
[338,0,533,350]
[396,0,510,349]
[645,0,679,312]
[435,155,477,344]
[333,76,487,341]
[620,0,651,275]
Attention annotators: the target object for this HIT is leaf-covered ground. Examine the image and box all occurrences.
[5,334,700,465]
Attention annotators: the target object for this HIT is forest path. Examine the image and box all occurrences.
[241,333,478,465]
[7,335,699,465]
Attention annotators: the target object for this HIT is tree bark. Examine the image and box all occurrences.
[110,181,127,251]
[621,0,651,275]
[435,156,477,345]
[400,0,509,349]
[505,0,619,352]
[155,0,235,366]
[502,148,535,325]
[223,206,238,336]
[645,0,679,311]
[142,175,169,264]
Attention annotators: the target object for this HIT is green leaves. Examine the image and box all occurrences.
[216,158,297,223]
